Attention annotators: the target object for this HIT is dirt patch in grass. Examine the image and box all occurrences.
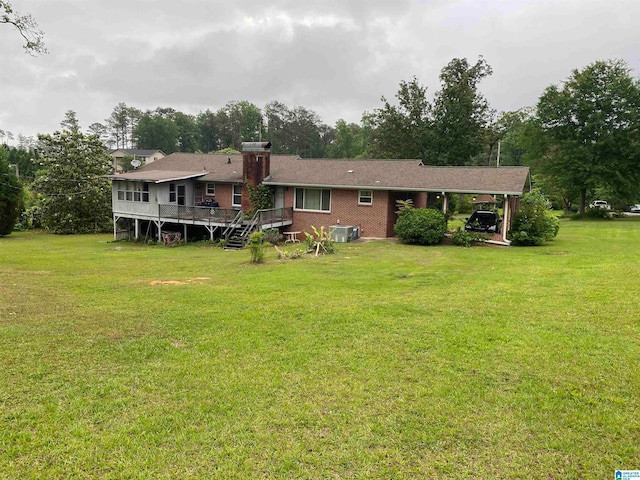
[149,277,211,286]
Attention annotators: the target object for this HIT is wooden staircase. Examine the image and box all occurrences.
[223,210,260,250]
[223,227,248,250]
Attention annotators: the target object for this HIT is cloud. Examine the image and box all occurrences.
[1,0,639,140]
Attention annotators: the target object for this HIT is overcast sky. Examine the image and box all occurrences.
[1,0,639,142]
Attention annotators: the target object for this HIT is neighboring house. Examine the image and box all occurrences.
[108,149,166,172]
[106,142,530,245]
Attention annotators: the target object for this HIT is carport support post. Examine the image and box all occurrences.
[441,192,448,214]
[134,218,140,240]
[502,194,510,242]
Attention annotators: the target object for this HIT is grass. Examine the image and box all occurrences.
[1,218,639,478]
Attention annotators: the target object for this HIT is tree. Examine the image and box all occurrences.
[60,110,80,134]
[535,59,640,215]
[105,103,141,149]
[327,119,366,158]
[87,122,109,147]
[0,0,47,54]
[173,112,198,152]
[479,108,531,166]
[134,112,179,154]
[0,145,23,235]
[216,101,263,150]
[6,144,37,180]
[431,57,493,165]
[370,57,493,164]
[196,109,221,153]
[287,106,324,157]
[264,101,290,154]
[33,130,112,234]
[370,76,434,161]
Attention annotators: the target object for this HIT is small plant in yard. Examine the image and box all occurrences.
[273,245,304,259]
[394,207,447,245]
[450,227,485,247]
[248,231,266,263]
[304,225,335,256]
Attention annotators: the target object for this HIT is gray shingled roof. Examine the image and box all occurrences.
[106,153,530,195]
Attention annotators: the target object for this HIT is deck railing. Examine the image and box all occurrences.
[159,205,240,223]
[257,207,293,226]
[158,205,293,228]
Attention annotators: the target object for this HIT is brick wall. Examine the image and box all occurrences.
[286,188,394,238]
[242,150,270,212]
[198,183,238,209]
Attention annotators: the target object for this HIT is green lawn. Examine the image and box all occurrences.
[1,219,639,479]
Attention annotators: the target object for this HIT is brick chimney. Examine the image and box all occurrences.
[241,141,271,212]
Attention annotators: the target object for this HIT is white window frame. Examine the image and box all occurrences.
[232,184,242,207]
[169,183,176,204]
[117,181,149,203]
[294,188,331,212]
[206,183,216,196]
[358,190,373,205]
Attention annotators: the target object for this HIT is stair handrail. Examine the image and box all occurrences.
[238,210,261,239]
[223,209,244,238]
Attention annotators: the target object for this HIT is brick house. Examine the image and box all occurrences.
[106,142,530,244]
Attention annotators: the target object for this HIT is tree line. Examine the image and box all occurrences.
[2,57,640,235]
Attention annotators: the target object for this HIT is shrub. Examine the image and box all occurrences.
[450,227,484,247]
[584,207,612,219]
[262,228,283,245]
[394,208,446,245]
[248,231,266,263]
[508,190,560,246]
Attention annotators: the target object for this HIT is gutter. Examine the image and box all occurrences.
[264,181,525,196]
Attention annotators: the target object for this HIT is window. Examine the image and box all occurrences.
[117,181,149,203]
[206,183,216,196]
[294,188,331,212]
[177,185,186,206]
[169,183,176,203]
[358,190,373,205]
[133,183,141,202]
[232,184,242,207]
